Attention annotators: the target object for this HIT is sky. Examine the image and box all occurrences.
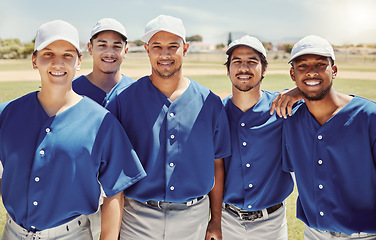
[1,0,376,46]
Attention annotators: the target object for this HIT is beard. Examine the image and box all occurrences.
[152,64,182,79]
[233,76,263,92]
[299,81,333,101]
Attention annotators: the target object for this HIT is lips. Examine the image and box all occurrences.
[236,72,253,80]
[158,61,174,68]
[50,71,66,77]
[304,78,322,86]
[102,58,116,63]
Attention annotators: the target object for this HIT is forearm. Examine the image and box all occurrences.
[209,158,224,223]
[100,191,124,240]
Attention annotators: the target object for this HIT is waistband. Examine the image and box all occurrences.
[327,231,376,238]
[145,195,206,210]
[224,202,283,221]
[5,214,90,239]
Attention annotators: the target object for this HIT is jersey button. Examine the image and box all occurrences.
[35,177,40,182]
[320,211,324,216]
[170,135,175,139]
[169,113,175,117]
[317,135,323,140]
[45,128,51,133]
[242,142,247,147]
[247,205,252,209]
[33,201,38,206]
[318,184,323,189]
[318,160,323,165]
[169,163,174,167]
[240,123,245,127]
[248,184,253,188]
[170,186,175,191]
[39,150,45,155]
[246,163,251,168]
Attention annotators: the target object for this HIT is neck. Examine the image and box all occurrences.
[231,86,262,112]
[38,85,82,117]
[87,69,122,94]
[149,71,189,102]
[304,89,353,125]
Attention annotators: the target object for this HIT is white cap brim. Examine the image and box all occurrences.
[36,36,82,54]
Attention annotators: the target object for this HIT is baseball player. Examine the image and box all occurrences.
[106,15,231,240]
[0,20,146,240]
[73,18,134,107]
[221,35,302,239]
[72,18,135,239]
[282,35,376,239]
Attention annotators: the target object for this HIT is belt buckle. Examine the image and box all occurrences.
[240,211,262,221]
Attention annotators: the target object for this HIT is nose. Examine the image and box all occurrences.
[160,47,171,58]
[239,62,249,72]
[51,56,64,68]
[306,72,318,77]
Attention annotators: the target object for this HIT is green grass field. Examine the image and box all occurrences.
[0,54,375,238]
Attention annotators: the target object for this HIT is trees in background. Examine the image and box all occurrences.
[0,38,34,59]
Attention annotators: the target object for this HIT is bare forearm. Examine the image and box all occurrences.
[206,158,225,240]
[100,192,124,240]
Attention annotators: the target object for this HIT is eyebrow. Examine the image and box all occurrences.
[97,39,123,45]
[231,56,259,61]
[43,48,76,53]
[295,56,329,63]
[150,41,180,45]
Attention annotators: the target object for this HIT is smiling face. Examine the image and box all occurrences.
[32,40,81,86]
[88,31,128,75]
[227,46,266,92]
[144,31,189,79]
[290,54,337,101]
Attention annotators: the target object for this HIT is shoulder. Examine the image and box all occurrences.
[72,75,87,84]
[222,95,232,107]
[0,92,37,117]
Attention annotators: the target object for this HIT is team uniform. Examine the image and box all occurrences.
[222,91,294,240]
[72,74,135,107]
[0,92,146,239]
[107,76,231,239]
[282,96,376,238]
[72,74,134,239]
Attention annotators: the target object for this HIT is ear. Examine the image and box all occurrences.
[262,66,268,77]
[144,43,149,53]
[332,65,338,79]
[183,42,190,56]
[87,42,93,55]
[76,56,82,71]
[124,44,129,56]
[290,68,296,82]
[32,54,38,69]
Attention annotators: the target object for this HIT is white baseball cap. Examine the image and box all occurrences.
[226,35,267,58]
[90,18,127,40]
[34,20,81,54]
[141,15,186,43]
[289,35,335,63]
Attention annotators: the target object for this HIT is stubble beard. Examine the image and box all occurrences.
[153,64,182,79]
[233,76,263,92]
[299,81,333,101]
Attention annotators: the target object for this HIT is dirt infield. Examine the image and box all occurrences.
[0,69,375,82]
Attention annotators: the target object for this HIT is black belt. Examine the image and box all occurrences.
[225,203,283,221]
[146,196,205,210]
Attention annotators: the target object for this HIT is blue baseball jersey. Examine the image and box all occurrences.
[282,96,376,235]
[0,92,146,231]
[107,76,231,203]
[222,91,294,211]
[72,74,135,107]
